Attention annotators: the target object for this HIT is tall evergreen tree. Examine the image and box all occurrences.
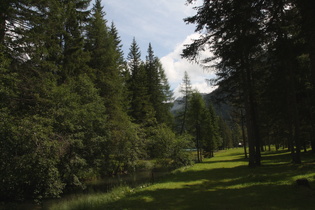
[183,0,315,164]
[203,103,222,157]
[145,44,160,118]
[186,91,206,162]
[183,0,267,166]
[145,44,173,125]
[85,0,145,175]
[127,38,155,125]
[109,22,125,70]
[266,3,302,163]
[218,116,233,149]
[85,0,125,120]
[295,0,315,153]
[156,58,174,125]
[179,71,193,134]
[62,0,91,81]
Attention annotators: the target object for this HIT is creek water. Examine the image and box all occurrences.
[7,169,170,210]
[85,170,169,193]
[44,169,169,208]
[1,169,170,209]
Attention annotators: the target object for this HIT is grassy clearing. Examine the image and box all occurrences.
[48,148,315,210]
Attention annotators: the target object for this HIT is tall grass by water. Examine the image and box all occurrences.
[47,148,315,210]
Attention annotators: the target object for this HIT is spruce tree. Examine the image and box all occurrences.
[85,0,145,175]
[156,58,174,125]
[85,0,125,120]
[145,43,159,117]
[186,91,206,162]
[145,44,173,125]
[62,0,91,81]
[203,103,222,157]
[183,0,266,166]
[179,71,192,134]
[109,22,125,73]
[127,38,155,125]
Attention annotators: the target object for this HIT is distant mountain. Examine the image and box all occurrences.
[170,96,184,114]
[203,88,232,121]
[171,88,232,122]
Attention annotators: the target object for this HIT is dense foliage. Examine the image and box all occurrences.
[0,0,216,202]
[173,72,228,162]
[183,0,315,166]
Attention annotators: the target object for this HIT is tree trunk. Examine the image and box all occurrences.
[0,13,5,44]
[180,97,188,135]
[268,135,271,151]
[196,124,202,163]
[245,65,261,166]
[0,2,10,44]
[242,65,260,167]
[241,109,248,158]
[296,0,315,153]
[284,48,301,164]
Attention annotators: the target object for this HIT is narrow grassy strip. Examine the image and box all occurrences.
[46,185,134,210]
[48,148,315,210]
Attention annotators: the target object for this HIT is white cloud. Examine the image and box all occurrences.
[102,0,198,58]
[160,33,217,98]
[101,0,215,98]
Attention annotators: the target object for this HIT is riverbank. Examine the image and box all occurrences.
[2,148,315,209]
[46,148,315,210]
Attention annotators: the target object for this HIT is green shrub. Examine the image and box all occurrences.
[169,134,195,167]
[147,125,194,168]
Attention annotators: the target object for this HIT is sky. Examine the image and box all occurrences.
[101,0,217,98]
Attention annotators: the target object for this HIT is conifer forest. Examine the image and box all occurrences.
[1,0,315,203]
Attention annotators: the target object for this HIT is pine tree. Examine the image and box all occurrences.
[61,0,91,81]
[295,0,315,153]
[186,91,206,162]
[86,0,125,120]
[145,43,159,118]
[203,103,222,157]
[144,44,173,125]
[109,22,125,72]
[156,58,174,125]
[179,71,192,134]
[183,0,267,166]
[127,38,142,79]
[85,0,146,175]
[127,38,155,125]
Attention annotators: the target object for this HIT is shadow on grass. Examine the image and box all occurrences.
[202,158,248,164]
[104,183,315,210]
[101,150,315,210]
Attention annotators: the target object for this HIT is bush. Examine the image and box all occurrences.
[169,134,195,167]
[147,125,194,168]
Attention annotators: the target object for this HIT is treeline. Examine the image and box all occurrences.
[0,0,202,201]
[174,71,243,162]
[183,0,315,166]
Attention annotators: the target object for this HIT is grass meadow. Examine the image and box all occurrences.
[47,148,315,210]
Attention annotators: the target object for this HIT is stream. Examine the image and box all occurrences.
[84,170,169,193]
[0,169,170,210]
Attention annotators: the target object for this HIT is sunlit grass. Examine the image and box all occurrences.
[47,148,315,210]
[47,186,134,210]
